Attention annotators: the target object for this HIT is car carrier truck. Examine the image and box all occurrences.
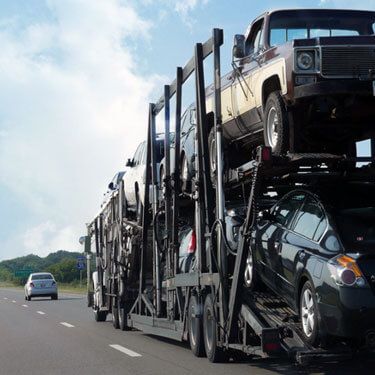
[84,20,375,365]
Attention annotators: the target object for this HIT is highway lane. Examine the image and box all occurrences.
[1,288,375,375]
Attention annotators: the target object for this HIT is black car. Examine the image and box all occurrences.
[246,182,375,347]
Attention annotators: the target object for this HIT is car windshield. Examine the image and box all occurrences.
[269,9,375,46]
[32,274,53,280]
[321,183,375,251]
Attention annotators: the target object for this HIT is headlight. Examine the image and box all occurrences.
[328,255,367,288]
[297,51,315,71]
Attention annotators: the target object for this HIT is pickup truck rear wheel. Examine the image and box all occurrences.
[264,91,289,154]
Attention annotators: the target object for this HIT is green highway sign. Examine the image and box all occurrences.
[14,270,33,278]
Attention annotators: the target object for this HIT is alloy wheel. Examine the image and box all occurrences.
[301,288,315,337]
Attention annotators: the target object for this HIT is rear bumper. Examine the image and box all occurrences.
[28,287,57,297]
[319,287,375,340]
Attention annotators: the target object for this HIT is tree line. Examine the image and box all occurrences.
[0,250,93,285]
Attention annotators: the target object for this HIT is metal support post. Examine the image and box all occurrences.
[172,67,183,279]
[212,28,228,329]
[139,103,153,313]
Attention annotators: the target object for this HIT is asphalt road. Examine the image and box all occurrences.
[1,288,374,375]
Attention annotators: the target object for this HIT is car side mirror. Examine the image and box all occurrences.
[126,158,133,167]
[233,34,246,59]
[108,182,116,190]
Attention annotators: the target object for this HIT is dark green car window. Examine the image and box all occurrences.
[273,193,305,227]
[293,196,326,241]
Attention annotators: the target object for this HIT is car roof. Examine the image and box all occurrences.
[266,8,375,16]
[30,272,53,276]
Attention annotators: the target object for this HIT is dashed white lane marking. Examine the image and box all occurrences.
[12,300,16,303]
[60,322,75,328]
[37,311,46,315]
[3,297,8,300]
[22,304,28,307]
[109,344,142,357]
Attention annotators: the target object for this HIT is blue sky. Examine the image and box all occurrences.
[0,0,374,260]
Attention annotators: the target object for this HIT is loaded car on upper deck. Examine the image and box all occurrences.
[205,8,375,168]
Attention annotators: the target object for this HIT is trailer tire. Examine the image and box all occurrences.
[188,294,205,357]
[263,91,289,154]
[94,308,107,322]
[203,293,228,363]
[118,300,130,331]
[112,301,120,329]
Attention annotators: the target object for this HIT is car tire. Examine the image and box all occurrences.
[263,91,289,154]
[51,294,58,300]
[112,299,120,329]
[188,294,205,357]
[208,127,226,188]
[94,308,107,322]
[300,281,319,346]
[244,246,258,290]
[180,153,190,192]
[135,190,143,225]
[203,293,228,363]
[118,300,130,331]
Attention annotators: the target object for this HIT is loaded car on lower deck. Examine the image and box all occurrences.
[241,180,375,348]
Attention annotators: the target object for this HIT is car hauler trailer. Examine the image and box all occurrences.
[86,29,375,364]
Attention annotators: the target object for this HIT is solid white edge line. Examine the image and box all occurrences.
[60,322,75,328]
[37,311,46,315]
[109,344,142,357]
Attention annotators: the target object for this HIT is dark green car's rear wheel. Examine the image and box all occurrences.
[300,281,319,346]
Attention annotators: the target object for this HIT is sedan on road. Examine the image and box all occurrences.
[245,182,375,348]
[24,273,58,301]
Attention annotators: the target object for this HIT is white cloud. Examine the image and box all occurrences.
[23,221,79,257]
[174,0,209,28]
[0,0,164,259]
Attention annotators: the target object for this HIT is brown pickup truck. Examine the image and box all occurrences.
[206,8,375,167]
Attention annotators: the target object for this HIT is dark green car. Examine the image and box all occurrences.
[247,181,375,348]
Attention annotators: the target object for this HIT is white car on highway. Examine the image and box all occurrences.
[24,272,58,301]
